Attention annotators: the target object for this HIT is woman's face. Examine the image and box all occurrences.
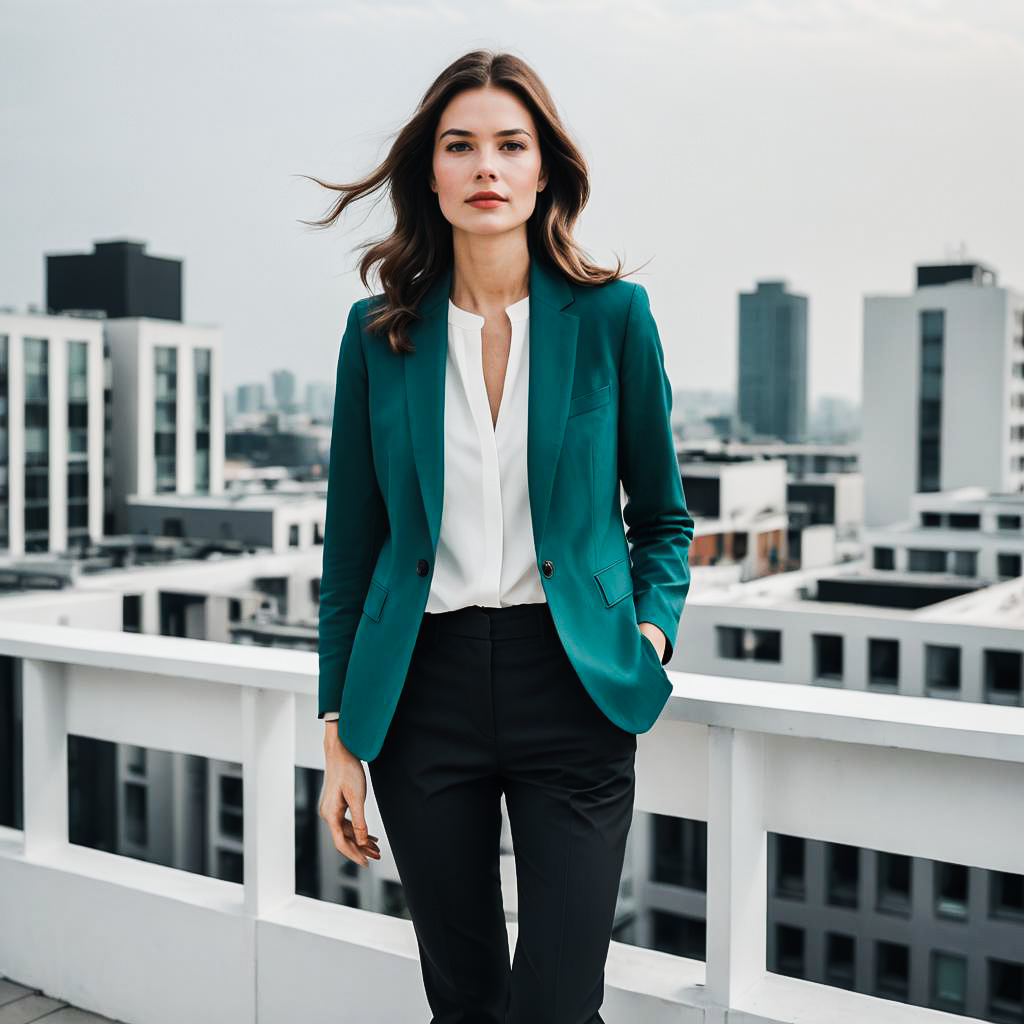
[430,85,547,238]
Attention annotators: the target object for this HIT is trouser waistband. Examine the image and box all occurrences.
[421,601,556,641]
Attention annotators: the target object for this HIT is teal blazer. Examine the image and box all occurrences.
[319,253,694,762]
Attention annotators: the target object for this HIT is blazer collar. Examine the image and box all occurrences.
[403,254,580,557]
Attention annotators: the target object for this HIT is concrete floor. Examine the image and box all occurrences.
[0,975,126,1023]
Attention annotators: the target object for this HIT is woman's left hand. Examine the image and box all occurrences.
[638,621,666,662]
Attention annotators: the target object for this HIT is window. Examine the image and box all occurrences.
[774,924,805,978]
[162,517,184,537]
[948,513,981,530]
[773,834,806,900]
[997,553,1022,579]
[868,638,899,688]
[824,932,856,990]
[921,512,942,528]
[650,910,705,960]
[930,950,967,1013]
[289,523,300,547]
[217,848,243,883]
[66,339,89,545]
[717,626,743,659]
[652,815,707,890]
[124,781,147,846]
[876,852,912,915]
[925,645,960,694]
[951,549,977,577]
[126,746,147,775]
[873,546,895,570]
[154,345,178,493]
[875,940,910,1001]
[987,958,1024,1023]
[715,625,782,662]
[219,774,243,841]
[826,843,859,908]
[917,310,944,494]
[997,514,1021,531]
[989,871,1024,922]
[122,593,142,633]
[194,347,211,493]
[24,337,50,551]
[381,880,410,919]
[813,633,844,682]
[935,862,969,920]
[909,548,947,572]
[984,649,1022,705]
[752,629,782,661]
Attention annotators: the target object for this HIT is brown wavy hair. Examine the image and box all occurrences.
[298,49,648,355]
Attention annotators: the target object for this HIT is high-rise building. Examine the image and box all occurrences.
[0,312,106,554]
[272,369,296,414]
[862,261,1024,527]
[105,319,224,531]
[305,380,332,421]
[236,383,266,415]
[737,280,808,443]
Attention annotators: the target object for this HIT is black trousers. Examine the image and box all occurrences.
[367,600,637,1024]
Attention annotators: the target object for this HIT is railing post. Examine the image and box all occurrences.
[704,725,767,1016]
[21,658,69,858]
[241,686,295,917]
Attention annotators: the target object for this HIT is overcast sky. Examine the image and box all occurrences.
[3,0,1022,405]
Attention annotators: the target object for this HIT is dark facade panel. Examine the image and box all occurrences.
[46,239,182,321]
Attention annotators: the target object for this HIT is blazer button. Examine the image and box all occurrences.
[416,558,429,577]
[542,559,554,578]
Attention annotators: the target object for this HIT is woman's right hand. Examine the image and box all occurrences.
[320,725,381,867]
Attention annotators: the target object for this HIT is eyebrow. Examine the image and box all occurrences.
[439,128,532,140]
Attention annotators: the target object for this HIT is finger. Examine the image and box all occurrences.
[329,814,363,864]
[331,799,367,865]
[341,819,380,859]
[349,798,370,847]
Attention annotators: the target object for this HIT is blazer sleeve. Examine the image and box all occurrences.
[617,283,694,664]
[317,301,388,719]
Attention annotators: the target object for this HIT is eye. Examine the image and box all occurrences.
[445,141,527,152]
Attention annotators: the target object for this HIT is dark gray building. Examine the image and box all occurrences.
[46,238,183,322]
[737,279,808,443]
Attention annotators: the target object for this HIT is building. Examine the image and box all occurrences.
[46,238,183,322]
[862,260,1024,527]
[271,368,296,414]
[737,279,809,442]
[0,311,106,555]
[235,383,266,416]
[867,486,1024,583]
[105,318,225,531]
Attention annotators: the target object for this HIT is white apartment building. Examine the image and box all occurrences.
[862,260,1024,527]
[0,312,106,555]
[126,489,327,554]
[105,317,225,533]
[867,486,1024,583]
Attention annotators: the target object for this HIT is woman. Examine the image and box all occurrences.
[308,49,693,1024]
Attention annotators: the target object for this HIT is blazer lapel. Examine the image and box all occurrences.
[404,254,579,558]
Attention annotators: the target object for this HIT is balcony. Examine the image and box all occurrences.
[0,620,1021,1023]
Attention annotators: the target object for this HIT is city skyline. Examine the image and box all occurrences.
[3,0,1022,404]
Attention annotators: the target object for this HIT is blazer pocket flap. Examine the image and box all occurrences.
[594,556,634,607]
[362,578,389,621]
[568,382,611,418]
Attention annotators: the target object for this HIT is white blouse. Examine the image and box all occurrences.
[324,292,544,721]
[426,293,546,612]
